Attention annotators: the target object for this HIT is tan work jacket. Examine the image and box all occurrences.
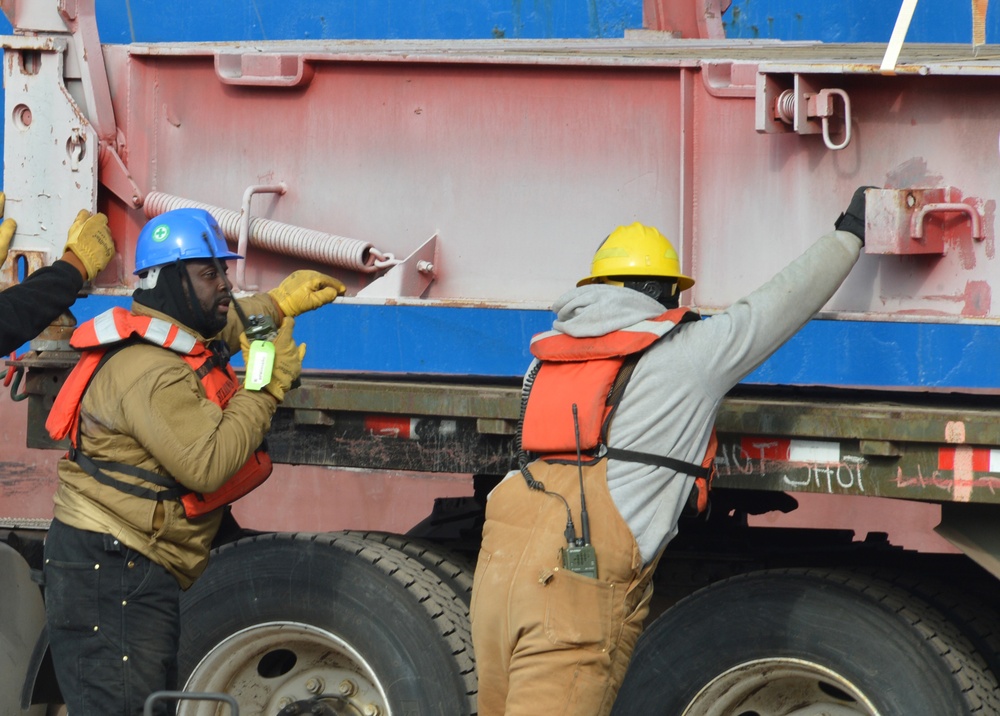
[52,295,280,589]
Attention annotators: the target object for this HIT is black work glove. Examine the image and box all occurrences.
[834,186,878,244]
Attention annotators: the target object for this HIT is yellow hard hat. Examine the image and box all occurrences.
[577,222,695,290]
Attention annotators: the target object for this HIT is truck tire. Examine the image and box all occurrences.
[611,568,1000,716]
[342,530,474,607]
[178,531,477,715]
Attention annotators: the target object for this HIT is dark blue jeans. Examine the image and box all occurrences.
[44,519,180,716]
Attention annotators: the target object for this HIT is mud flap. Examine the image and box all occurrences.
[0,541,50,714]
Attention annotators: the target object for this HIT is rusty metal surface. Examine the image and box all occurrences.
[284,375,522,419]
[120,39,1000,71]
[6,26,1000,314]
[11,363,1000,530]
[715,392,1000,445]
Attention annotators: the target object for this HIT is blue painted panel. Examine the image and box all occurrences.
[723,0,997,43]
[746,320,1000,391]
[46,295,1000,392]
[65,2,641,42]
[10,2,988,43]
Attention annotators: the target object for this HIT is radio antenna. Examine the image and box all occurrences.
[572,403,591,547]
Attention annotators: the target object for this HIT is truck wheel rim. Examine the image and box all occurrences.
[181,621,390,716]
[681,657,879,716]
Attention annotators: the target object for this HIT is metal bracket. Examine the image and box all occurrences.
[865,187,985,255]
[355,234,438,299]
[1,0,142,261]
[756,73,852,150]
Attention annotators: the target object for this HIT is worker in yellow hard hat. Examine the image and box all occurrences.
[471,187,874,716]
[577,221,694,304]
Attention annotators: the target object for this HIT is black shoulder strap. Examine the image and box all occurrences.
[601,352,640,441]
[602,350,711,480]
[603,446,711,478]
[73,451,188,501]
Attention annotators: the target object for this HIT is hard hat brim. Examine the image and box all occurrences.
[577,273,695,290]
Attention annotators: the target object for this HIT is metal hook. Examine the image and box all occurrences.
[9,367,29,402]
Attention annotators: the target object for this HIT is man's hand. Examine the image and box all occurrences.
[268,270,346,318]
[64,210,115,280]
[0,192,17,268]
[834,186,878,244]
[256,318,305,402]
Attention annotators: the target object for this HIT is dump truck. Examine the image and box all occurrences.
[4,0,1000,714]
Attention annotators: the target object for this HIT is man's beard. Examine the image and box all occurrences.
[133,261,228,338]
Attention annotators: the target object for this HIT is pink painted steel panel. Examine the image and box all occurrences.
[94,42,1000,323]
[106,47,687,302]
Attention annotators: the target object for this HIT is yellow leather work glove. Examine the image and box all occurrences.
[268,270,346,318]
[0,192,17,268]
[240,318,305,403]
[64,209,114,280]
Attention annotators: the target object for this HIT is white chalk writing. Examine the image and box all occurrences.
[716,442,867,493]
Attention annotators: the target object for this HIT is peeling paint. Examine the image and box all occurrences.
[884,158,944,191]
[962,280,991,317]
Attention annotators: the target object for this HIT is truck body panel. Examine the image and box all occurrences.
[7,36,1000,489]
[5,2,1000,714]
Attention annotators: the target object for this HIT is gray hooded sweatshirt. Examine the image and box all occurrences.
[542,230,863,564]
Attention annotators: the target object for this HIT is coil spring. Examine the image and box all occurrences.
[143,192,377,273]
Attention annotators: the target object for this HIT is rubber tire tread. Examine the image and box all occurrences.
[856,566,1000,692]
[342,530,474,607]
[611,567,1000,715]
[179,531,477,715]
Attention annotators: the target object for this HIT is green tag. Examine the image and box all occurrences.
[244,340,275,391]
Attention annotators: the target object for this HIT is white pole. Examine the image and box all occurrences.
[880,0,919,75]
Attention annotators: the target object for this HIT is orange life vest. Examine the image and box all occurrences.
[520,307,716,515]
[46,307,272,518]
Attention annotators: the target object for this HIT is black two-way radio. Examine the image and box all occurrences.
[202,232,276,389]
[560,403,598,579]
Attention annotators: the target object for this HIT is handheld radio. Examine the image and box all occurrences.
[560,403,598,579]
[202,233,277,391]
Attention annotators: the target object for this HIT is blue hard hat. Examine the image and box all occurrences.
[134,208,242,274]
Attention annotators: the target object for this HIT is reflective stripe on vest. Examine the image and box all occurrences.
[48,307,234,442]
[73,306,198,354]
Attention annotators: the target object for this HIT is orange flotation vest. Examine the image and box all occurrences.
[520,307,716,515]
[46,307,272,518]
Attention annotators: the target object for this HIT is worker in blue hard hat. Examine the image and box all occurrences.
[41,206,346,716]
[471,188,873,716]
[0,192,114,354]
